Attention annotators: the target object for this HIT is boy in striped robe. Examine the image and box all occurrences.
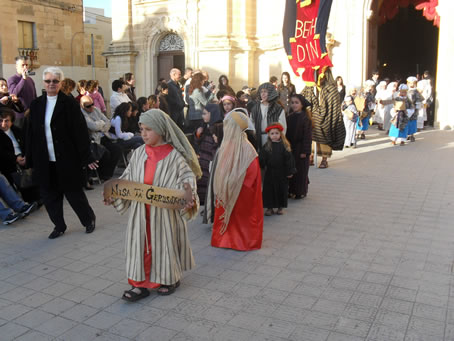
[106,109,201,301]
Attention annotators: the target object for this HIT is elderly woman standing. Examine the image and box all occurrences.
[107,109,200,300]
[26,67,97,239]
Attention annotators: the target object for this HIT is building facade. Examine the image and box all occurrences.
[0,0,111,102]
[106,0,453,129]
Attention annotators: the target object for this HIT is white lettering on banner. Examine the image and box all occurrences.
[296,40,320,63]
[295,18,317,39]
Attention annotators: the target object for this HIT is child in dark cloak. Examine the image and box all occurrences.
[259,122,296,215]
[194,104,223,205]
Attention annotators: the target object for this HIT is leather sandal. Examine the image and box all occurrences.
[157,281,180,296]
[319,160,328,169]
[122,287,150,302]
[265,209,274,216]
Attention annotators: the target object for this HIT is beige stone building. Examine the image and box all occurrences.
[106,0,453,129]
[0,0,111,102]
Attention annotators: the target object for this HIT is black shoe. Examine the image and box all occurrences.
[3,212,22,225]
[84,184,95,190]
[19,202,38,217]
[48,228,65,239]
[85,216,96,234]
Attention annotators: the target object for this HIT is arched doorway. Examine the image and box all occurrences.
[158,33,185,81]
[368,0,439,124]
[376,5,439,82]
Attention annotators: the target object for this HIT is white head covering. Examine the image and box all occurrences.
[398,84,409,91]
[364,80,375,88]
[344,95,353,103]
[346,85,358,95]
[224,108,255,131]
[407,76,418,83]
[387,82,397,91]
[377,81,387,91]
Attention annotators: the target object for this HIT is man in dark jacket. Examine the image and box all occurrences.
[167,68,185,130]
[26,67,97,239]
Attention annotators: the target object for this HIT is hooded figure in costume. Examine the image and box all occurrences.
[250,82,287,151]
[211,110,263,251]
[112,109,201,300]
[302,68,346,168]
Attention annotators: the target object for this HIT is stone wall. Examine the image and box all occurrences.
[0,0,111,105]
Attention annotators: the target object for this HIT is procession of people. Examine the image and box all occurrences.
[0,55,434,301]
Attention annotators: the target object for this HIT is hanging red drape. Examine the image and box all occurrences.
[378,0,439,27]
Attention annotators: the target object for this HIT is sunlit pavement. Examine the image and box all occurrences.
[1,126,453,340]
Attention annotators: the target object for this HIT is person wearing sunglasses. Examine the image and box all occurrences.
[80,95,121,181]
[7,56,37,128]
[26,67,97,239]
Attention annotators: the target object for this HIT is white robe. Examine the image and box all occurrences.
[113,145,199,285]
[381,90,394,131]
[342,104,357,147]
[374,88,389,125]
[417,79,432,129]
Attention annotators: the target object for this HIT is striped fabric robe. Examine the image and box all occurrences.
[304,84,346,151]
[113,145,198,285]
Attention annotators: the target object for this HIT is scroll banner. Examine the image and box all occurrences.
[283,0,333,85]
[104,179,193,209]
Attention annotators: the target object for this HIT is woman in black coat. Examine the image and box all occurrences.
[26,67,96,239]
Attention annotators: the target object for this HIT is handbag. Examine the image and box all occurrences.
[11,166,34,189]
[90,141,107,161]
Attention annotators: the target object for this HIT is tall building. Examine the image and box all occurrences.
[0,0,111,100]
[105,0,453,129]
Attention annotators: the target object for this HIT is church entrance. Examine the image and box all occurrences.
[368,0,439,125]
[376,4,439,82]
[158,33,185,81]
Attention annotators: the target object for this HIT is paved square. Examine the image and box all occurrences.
[1,128,453,340]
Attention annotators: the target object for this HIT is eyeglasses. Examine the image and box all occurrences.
[84,103,94,109]
[44,79,60,84]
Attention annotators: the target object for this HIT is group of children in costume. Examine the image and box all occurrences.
[342,76,428,147]
[103,86,314,301]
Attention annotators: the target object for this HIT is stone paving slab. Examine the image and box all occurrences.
[0,127,454,340]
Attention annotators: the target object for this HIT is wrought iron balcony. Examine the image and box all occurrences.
[17,48,40,69]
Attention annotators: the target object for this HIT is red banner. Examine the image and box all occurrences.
[284,0,333,85]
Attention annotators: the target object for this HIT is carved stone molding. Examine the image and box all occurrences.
[159,33,184,51]
[141,15,190,53]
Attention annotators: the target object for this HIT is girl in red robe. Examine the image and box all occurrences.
[211,110,263,251]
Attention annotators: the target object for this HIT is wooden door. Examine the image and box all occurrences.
[158,55,173,81]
